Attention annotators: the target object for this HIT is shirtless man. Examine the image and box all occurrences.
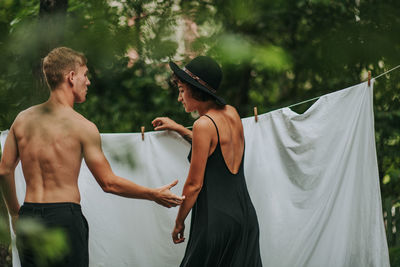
[0,47,184,267]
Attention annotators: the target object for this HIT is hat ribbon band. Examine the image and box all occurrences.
[183,67,217,94]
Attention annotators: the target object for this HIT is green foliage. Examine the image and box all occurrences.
[390,246,400,267]
[16,218,69,266]
[0,214,10,244]
[0,0,399,262]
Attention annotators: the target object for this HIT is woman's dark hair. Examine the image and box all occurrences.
[187,84,214,102]
[172,74,215,103]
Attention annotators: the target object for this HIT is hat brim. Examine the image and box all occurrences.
[169,61,226,105]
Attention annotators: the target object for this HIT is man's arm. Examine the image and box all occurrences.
[81,121,184,208]
[0,127,21,223]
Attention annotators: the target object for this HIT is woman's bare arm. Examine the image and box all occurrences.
[172,117,213,243]
[152,117,193,143]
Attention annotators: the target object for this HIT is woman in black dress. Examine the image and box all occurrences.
[152,56,262,267]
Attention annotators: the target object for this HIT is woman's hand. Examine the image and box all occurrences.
[152,117,181,131]
[172,221,185,244]
[152,117,193,143]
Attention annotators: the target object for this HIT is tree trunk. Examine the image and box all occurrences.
[39,0,68,54]
[33,0,68,96]
[235,65,252,117]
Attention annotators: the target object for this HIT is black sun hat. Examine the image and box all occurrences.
[169,56,226,105]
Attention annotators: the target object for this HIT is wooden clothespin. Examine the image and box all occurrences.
[254,107,258,122]
[368,71,371,86]
[141,126,145,141]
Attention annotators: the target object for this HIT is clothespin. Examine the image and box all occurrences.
[368,71,371,86]
[141,126,145,141]
[254,107,258,122]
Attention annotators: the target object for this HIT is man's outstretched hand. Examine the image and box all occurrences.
[153,180,185,208]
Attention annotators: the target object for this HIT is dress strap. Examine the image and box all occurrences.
[203,114,220,143]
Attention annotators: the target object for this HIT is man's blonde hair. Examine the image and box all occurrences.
[42,47,87,90]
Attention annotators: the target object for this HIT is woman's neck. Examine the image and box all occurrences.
[197,101,221,116]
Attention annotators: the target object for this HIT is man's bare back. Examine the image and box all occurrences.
[13,102,91,203]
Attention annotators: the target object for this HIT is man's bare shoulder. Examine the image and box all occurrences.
[69,109,96,128]
[11,104,43,128]
[73,113,102,151]
[64,109,100,140]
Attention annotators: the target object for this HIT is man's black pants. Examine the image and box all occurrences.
[16,202,89,267]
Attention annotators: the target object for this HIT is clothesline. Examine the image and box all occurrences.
[374,64,400,79]
[286,64,400,109]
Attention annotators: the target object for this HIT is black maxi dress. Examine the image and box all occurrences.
[180,115,262,267]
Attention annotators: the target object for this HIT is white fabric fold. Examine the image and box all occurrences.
[1,81,390,267]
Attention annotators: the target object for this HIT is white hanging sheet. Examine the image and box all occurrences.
[1,81,390,267]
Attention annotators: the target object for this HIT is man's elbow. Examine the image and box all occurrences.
[98,177,117,194]
[101,181,116,194]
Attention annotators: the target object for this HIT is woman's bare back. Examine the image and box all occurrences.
[206,105,244,174]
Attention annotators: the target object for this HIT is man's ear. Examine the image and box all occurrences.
[67,71,75,86]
